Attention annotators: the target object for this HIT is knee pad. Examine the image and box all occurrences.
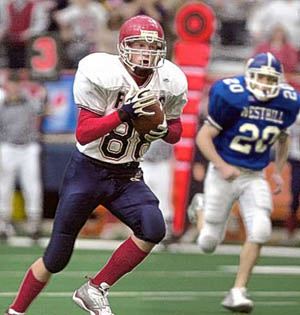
[197,222,225,253]
[248,210,272,244]
[136,206,166,244]
[43,233,77,273]
[197,233,219,253]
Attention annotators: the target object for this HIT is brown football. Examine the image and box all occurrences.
[132,101,165,136]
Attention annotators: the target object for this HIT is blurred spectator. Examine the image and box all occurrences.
[253,24,299,73]
[102,11,124,54]
[0,71,45,241]
[0,1,8,43]
[120,0,167,22]
[0,0,9,67]
[54,0,109,68]
[247,0,300,50]
[1,0,50,68]
[206,0,255,46]
[47,0,69,32]
[142,140,174,241]
[286,114,300,239]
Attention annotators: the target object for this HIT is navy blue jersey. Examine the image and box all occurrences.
[207,76,300,170]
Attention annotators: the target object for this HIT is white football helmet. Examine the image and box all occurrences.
[245,52,283,101]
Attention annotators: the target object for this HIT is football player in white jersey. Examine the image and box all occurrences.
[5,15,187,315]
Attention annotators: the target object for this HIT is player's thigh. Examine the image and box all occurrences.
[43,153,105,272]
[53,152,107,235]
[108,180,165,243]
[44,189,101,273]
[239,176,272,243]
[198,165,235,251]
[203,164,235,225]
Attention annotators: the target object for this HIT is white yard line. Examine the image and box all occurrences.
[0,270,233,277]
[1,268,300,277]
[254,301,299,306]
[220,265,300,275]
[4,237,300,258]
[0,291,300,298]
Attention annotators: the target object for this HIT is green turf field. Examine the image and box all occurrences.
[0,244,299,315]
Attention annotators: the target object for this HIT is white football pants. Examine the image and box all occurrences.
[142,159,173,222]
[0,142,42,226]
[201,163,272,245]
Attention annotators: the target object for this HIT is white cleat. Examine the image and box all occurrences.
[222,287,254,313]
[73,281,115,315]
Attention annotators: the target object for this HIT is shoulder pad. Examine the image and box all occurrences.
[278,84,300,103]
[158,60,188,96]
[78,53,125,90]
[276,84,300,112]
[211,76,248,106]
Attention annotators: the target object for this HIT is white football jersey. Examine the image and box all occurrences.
[74,52,187,164]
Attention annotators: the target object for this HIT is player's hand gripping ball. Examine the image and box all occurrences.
[121,87,165,136]
[132,99,165,137]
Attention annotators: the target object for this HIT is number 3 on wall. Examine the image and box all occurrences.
[28,34,60,80]
[230,123,281,154]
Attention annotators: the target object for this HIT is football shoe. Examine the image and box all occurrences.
[73,281,114,315]
[222,287,254,313]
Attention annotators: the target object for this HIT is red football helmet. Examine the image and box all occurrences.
[118,15,167,70]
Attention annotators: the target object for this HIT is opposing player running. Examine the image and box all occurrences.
[194,52,300,313]
[5,15,187,315]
